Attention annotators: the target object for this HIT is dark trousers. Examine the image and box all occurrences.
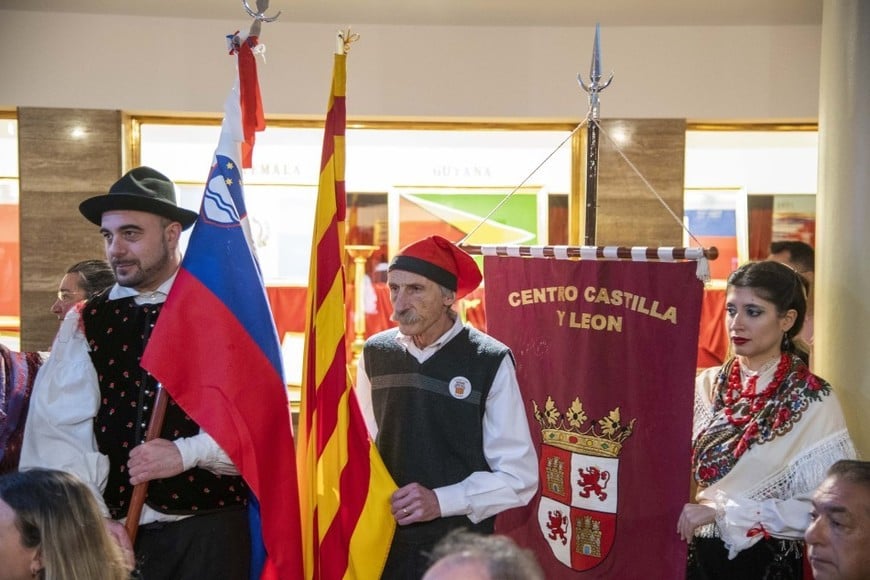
[134,508,250,580]
[380,534,439,580]
[688,536,803,580]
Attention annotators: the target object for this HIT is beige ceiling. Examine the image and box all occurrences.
[6,0,822,27]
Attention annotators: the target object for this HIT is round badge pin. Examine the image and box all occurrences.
[448,376,472,399]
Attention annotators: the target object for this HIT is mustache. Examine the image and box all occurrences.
[112,260,137,268]
[393,309,420,325]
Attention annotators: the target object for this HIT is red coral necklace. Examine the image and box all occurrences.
[723,353,790,425]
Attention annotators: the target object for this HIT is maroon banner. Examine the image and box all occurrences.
[487,257,703,579]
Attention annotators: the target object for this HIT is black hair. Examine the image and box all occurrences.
[727,260,808,356]
[67,259,115,298]
[826,459,870,487]
[769,240,814,273]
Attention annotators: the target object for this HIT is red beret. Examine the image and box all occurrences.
[389,235,482,299]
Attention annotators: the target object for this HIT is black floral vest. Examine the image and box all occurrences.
[82,292,247,519]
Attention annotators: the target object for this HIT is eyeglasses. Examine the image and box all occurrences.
[56,290,84,303]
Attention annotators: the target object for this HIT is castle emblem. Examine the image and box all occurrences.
[533,395,636,572]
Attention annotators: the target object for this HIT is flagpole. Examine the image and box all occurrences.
[460,244,718,262]
[125,0,280,551]
[461,244,716,282]
[577,24,613,246]
[124,383,169,544]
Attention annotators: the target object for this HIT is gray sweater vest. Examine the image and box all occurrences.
[363,325,511,541]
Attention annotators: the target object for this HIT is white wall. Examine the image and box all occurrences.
[0,10,821,121]
[685,131,819,194]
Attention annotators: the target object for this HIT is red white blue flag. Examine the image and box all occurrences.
[141,34,303,580]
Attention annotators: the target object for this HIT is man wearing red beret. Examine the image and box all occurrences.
[355,235,538,579]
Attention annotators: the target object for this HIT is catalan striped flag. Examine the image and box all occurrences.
[142,33,303,580]
[297,48,397,579]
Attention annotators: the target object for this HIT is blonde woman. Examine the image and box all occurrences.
[0,469,131,580]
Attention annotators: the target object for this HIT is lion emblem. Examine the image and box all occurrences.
[546,509,569,545]
[577,465,610,501]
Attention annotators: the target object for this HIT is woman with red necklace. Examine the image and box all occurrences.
[677,260,856,579]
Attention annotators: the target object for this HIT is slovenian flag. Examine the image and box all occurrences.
[141,33,303,580]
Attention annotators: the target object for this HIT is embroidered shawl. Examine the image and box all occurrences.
[0,344,44,473]
[691,355,855,554]
[693,354,829,487]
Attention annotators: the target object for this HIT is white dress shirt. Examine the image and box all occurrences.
[355,316,539,524]
[20,273,237,524]
[693,364,856,558]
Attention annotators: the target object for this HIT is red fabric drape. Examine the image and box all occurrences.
[486,257,703,578]
[697,288,729,369]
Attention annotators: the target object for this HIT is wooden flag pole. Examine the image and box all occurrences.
[124,383,170,545]
[123,0,272,548]
[460,244,718,262]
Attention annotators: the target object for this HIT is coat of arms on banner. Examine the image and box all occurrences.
[533,396,636,572]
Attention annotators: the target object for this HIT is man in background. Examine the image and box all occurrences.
[422,529,544,580]
[768,240,815,350]
[805,459,870,580]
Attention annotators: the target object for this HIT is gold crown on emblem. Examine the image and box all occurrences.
[533,396,636,458]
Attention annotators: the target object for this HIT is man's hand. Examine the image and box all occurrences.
[127,438,184,485]
[391,483,441,525]
[105,518,135,569]
[677,503,717,541]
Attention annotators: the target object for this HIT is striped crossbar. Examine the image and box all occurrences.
[460,245,718,262]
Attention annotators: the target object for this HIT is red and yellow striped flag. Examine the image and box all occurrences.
[297,48,397,580]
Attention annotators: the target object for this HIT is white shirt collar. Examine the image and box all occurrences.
[395,314,464,358]
[108,269,179,304]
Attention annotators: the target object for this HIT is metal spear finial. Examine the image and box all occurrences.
[577,24,614,120]
[242,0,281,22]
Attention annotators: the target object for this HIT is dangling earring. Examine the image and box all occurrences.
[781,332,792,353]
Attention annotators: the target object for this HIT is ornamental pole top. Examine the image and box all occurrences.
[577,24,614,120]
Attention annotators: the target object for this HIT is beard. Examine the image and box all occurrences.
[112,260,141,287]
[112,240,172,290]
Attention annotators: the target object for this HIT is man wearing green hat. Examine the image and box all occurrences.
[21,167,250,579]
